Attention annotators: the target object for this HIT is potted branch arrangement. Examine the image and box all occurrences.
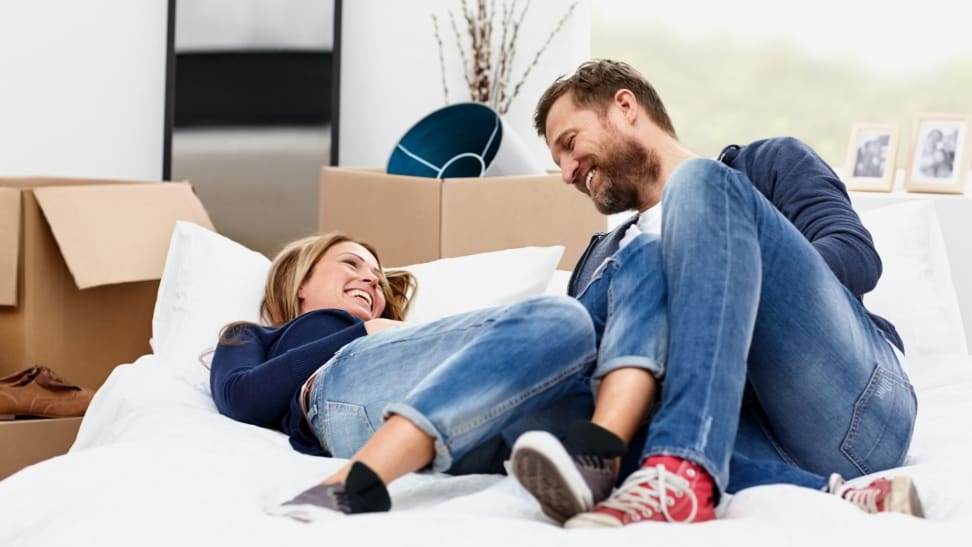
[432,0,579,114]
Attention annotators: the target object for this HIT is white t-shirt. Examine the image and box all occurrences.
[619,203,663,249]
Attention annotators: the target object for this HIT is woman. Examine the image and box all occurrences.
[210,231,667,516]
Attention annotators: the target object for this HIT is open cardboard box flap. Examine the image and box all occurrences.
[0,177,216,388]
[31,182,213,291]
[0,188,20,305]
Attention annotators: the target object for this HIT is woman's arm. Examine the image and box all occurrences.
[210,312,367,426]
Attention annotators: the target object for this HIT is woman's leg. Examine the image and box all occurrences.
[323,415,435,485]
[308,295,598,481]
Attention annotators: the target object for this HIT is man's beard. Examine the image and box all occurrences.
[591,136,661,215]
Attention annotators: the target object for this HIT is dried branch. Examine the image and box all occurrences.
[436,0,577,114]
[490,0,514,105]
[431,14,450,105]
[503,1,577,114]
[496,0,529,112]
[447,9,474,95]
[468,0,492,103]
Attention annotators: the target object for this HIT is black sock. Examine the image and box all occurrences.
[564,421,627,458]
[345,461,392,513]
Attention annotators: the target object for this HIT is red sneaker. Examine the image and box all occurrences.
[565,455,717,527]
[828,474,925,517]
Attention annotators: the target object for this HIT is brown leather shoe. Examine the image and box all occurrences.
[0,367,94,418]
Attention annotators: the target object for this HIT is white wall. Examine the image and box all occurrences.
[338,0,590,170]
[0,0,169,180]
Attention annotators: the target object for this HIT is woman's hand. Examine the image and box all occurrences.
[364,318,405,334]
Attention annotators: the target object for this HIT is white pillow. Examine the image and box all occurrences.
[151,221,271,369]
[544,269,572,296]
[860,200,968,355]
[152,227,563,366]
[399,246,564,324]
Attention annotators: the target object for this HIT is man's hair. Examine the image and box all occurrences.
[533,59,676,139]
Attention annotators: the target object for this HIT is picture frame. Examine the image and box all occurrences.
[844,123,898,192]
[904,113,972,194]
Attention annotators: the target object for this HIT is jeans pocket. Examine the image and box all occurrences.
[321,401,377,459]
[840,365,915,475]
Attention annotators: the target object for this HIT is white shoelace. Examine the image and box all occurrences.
[598,463,699,522]
[835,483,880,513]
[829,473,886,514]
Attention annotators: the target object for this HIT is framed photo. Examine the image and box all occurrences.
[904,113,972,194]
[844,123,898,192]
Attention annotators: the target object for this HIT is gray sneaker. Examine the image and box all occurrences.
[276,461,391,521]
[511,430,621,524]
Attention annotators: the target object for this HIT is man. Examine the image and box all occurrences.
[510,60,922,527]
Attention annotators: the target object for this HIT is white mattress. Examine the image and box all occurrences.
[1,350,969,547]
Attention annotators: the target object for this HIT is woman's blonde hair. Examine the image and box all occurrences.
[220,232,416,342]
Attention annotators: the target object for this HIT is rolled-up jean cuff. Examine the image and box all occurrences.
[382,402,454,472]
[594,356,665,380]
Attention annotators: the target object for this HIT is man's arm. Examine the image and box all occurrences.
[736,137,882,297]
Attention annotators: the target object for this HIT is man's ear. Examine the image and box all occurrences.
[613,89,638,125]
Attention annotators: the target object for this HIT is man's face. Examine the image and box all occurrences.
[544,93,660,214]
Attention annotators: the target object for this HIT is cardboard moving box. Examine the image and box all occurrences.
[319,167,606,269]
[0,417,82,480]
[0,178,214,389]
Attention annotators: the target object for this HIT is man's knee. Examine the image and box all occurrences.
[663,158,734,203]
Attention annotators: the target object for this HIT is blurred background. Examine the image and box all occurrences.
[169,0,972,256]
[592,0,972,166]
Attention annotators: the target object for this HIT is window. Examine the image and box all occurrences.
[591,0,972,170]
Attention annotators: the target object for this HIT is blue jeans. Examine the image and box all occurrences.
[306,296,597,472]
[305,235,670,475]
[575,232,669,381]
[637,158,917,493]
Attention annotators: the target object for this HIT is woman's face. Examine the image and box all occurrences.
[298,241,387,321]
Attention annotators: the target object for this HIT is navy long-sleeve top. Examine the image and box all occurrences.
[569,137,902,352]
[210,309,368,455]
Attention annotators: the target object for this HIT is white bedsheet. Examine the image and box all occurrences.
[1,351,970,547]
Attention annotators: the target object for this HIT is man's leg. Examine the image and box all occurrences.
[656,159,914,483]
[649,157,913,484]
[511,234,667,523]
[570,158,916,527]
[734,221,915,480]
[566,160,754,526]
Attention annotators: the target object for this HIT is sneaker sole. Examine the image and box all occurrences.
[511,431,593,524]
[888,476,925,518]
[564,511,623,528]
